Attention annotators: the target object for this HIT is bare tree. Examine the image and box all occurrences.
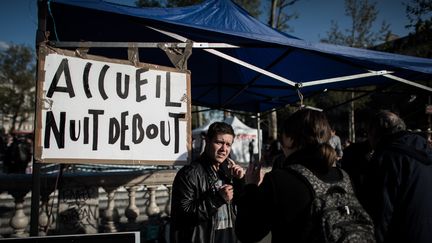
[322,0,391,48]
[234,0,261,18]
[0,44,35,133]
[268,0,299,32]
[320,0,391,142]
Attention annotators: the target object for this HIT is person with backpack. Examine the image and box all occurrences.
[364,110,432,243]
[235,108,375,243]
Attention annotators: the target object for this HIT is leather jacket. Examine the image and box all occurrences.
[170,154,244,243]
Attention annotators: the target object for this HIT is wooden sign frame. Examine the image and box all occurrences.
[34,45,191,165]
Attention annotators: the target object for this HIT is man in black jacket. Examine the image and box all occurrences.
[366,110,432,243]
[170,122,245,243]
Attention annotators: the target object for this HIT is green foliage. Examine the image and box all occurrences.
[373,28,432,58]
[0,44,35,132]
[405,0,432,33]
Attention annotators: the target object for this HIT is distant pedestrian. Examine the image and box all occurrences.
[0,129,6,164]
[4,134,32,173]
[329,127,343,160]
[248,139,255,163]
[364,110,432,243]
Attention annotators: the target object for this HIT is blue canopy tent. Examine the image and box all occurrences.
[41,0,432,113]
[31,1,432,234]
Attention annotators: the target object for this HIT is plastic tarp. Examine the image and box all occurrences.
[192,116,261,163]
[44,0,432,113]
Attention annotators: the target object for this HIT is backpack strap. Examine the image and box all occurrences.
[288,164,354,197]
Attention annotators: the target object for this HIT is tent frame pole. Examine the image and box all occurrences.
[257,113,261,162]
[302,70,432,92]
[301,70,394,87]
[51,41,239,49]
[51,28,432,93]
[383,73,432,92]
[146,27,297,87]
[147,26,432,93]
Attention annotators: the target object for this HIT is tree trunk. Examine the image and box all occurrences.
[268,0,279,141]
[269,0,279,27]
[10,114,18,133]
[269,110,278,141]
[349,91,355,142]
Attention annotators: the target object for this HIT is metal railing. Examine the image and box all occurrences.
[0,165,177,240]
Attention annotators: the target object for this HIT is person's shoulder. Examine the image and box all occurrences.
[329,167,344,181]
[174,165,200,184]
[270,167,297,176]
[383,133,432,164]
[283,164,343,184]
[177,160,206,175]
[269,166,312,186]
[268,166,317,200]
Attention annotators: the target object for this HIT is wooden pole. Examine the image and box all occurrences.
[30,0,47,236]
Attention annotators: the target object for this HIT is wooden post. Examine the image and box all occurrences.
[30,0,48,235]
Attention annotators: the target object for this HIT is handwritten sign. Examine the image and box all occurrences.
[35,46,191,165]
[58,186,99,234]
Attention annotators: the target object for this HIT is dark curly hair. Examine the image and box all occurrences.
[206,122,235,141]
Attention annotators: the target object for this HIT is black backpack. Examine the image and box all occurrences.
[289,164,376,243]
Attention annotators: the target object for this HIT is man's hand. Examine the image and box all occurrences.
[227,158,245,179]
[218,184,234,203]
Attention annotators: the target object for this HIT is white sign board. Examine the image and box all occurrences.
[35,47,191,165]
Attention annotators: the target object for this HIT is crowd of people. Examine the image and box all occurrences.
[1,109,431,243]
[0,130,33,174]
[169,109,432,243]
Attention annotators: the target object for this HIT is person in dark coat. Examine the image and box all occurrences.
[3,134,32,173]
[0,131,6,168]
[365,110,432,243]
[235,109,344,243]
[340,139,373,206]
[170,122,245,243]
